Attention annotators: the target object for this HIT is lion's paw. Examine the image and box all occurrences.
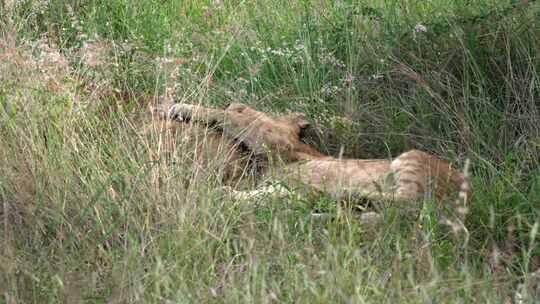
[168,103,197,122]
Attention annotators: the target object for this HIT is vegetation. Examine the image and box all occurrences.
[1,0,539,302]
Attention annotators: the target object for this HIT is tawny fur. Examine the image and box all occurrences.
[142,107,256,186]
[164,102,471,203]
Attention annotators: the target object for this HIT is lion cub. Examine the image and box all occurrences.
[167,103,471,204]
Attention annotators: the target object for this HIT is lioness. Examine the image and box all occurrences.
[166,103,471,205]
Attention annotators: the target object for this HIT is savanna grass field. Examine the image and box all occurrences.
[1,0,540,303]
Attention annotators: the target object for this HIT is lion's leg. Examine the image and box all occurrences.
[390,149,466,201]
[227,186,382,229]
[389,149,430,201]
[228,183,292,201]
[168,103,226,124]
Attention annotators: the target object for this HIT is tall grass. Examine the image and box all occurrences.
[1,0,539,302]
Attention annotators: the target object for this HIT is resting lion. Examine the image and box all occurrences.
[164,103,471,205]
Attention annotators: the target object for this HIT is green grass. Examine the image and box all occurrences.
[1,0,539,303]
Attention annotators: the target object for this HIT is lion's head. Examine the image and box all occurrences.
[167,102,324,161]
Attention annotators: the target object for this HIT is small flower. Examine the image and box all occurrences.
[413,23,427,40]
[320,52,346,68]
[294,40,305,51]
[414,23,427,33]
[320,83,340,97]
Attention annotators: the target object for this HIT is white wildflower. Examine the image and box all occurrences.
[413,23,427,40]
[320,52,346,68]
[294,40,305,51]
[321,83,340,97]
[414,23,427,33]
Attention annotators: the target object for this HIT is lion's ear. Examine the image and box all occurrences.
[221,102,231,109]
[226,103,249,113]
[287,112,310,129]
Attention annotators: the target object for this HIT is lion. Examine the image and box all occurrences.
[165,102,471,206]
